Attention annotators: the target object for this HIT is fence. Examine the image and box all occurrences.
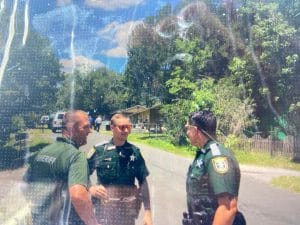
[131,123,163,133]
[129,124,300,160]
[231,135,300,160]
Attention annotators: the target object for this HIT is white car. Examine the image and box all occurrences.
[40,115,49,124]
[51,112,65,133]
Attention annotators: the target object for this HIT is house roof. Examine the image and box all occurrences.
[121,105,148,115]
[116,104,162,117]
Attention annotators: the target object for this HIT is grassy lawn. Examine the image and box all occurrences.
[272,176,300,193]
[27,129,300,193]
[129,133,195,158]
[128,132,300,194]
[232,149,300,171]
[128,132,300,171]
[28,128,53,152]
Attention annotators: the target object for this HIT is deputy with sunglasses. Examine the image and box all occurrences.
[87,113,153,225]
[183,110,245,225]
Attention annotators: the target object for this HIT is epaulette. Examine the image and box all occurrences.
[94,141,108,148]
[210,143,221,156]
[105,143,116,151]
[86,147,96,159]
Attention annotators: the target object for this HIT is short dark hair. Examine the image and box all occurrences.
[188,110,216,137]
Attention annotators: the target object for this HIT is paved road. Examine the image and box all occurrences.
[1,130,300,225]
[84,131,300,225]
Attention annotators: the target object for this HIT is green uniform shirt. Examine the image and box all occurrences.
[87,140,149,225]
[186,140,240,219]
[88,139,149,186]
[24,137,89,225]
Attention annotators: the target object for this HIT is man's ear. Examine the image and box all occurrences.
[197,128,205,138]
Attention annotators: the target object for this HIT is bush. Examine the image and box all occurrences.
[11,116,26,132]
[161,100,193,145]
[25,112,39,128]
[224,134,240,150]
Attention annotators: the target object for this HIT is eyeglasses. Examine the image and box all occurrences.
[114,124,132,131]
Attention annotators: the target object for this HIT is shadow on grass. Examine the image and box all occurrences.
[292,158,300,164]
[0,142,51,170]
[137,134,168,140]
[29,142,50,152]
[0,146,26,170]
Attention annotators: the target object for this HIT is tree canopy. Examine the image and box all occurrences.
[123,0,300,141]
[0,9,63,142]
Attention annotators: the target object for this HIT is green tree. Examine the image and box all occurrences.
[0,12,63,143]
[57,68,126,116]
[239,1,299,135]
[125,23,175,106]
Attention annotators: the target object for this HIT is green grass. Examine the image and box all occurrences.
[232,149,300,171]
[128,133,196,158]
[24,129,300,193]
[272,176,300,193]
[129,132,300,193]
[128,132,300,171]
[28,129,53,151]
[27,129,300,171]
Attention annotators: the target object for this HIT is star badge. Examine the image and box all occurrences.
[130,154,136,161]
[196,158,204,168]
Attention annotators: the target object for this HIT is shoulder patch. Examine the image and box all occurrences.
[86,147,96,159]
[210,143,221,156]
[212,157,228,174]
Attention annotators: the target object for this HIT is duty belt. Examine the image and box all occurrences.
[94,185,141,224]
[104,195,137,203]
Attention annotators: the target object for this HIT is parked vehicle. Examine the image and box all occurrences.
[47,113,55,129]
[51,112,65,133]
[40,115,49,125]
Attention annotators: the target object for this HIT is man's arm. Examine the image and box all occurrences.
[212,193,237,225]
[139,179,153,225]
[69,184,99,225]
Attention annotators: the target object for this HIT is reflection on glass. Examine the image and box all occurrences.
[0,0,300,224]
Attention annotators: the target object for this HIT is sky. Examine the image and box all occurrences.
[12,0,181,73]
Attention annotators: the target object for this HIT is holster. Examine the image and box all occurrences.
[233,211,246,225]
[182,212,193,225]
[182,211,212,225]
[182,210,246,225]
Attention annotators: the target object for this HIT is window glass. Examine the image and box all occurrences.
[0,0,299,225]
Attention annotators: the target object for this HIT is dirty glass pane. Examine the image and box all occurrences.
[0,0,299,225]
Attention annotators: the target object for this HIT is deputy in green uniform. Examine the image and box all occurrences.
[23,110,99,225]
[183,110,245,225]
[87,113,153,225]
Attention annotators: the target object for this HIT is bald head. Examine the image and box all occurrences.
[63,110,88,130]
[62,110,91,147]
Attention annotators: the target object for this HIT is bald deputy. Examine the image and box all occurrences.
[23,110,100,225]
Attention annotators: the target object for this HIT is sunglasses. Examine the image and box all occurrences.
[114,125,132,131]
